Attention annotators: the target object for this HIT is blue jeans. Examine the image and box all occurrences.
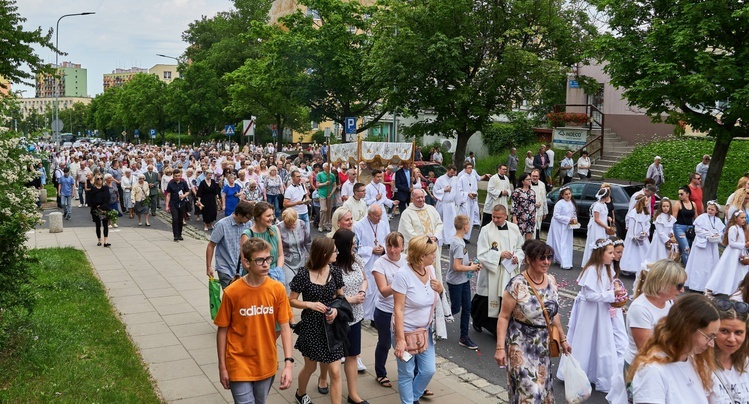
[448,281,471,339]
[267,194,280,218]
[61,195,73,218]
[673,223,692,265]
[392,332,436,404]
[374,308,392,378]
[230,376,274,404]
[78,182,86,203]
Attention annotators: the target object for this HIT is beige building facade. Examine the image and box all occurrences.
[18,97,92,119]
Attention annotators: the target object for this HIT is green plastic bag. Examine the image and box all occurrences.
[209,276,222,320]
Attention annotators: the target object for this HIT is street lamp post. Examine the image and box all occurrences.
[156,53,181,148]
[54,12,95,144]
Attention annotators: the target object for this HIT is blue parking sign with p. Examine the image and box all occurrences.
[345,117,356,134]
[149,129,157,138]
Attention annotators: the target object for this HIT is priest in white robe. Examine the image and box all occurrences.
[398,188,454,338]
[353,204,391,322]
[433,165,460,246]
[364,169,394,209]
[457,163,481,241]
[530,169,548,238]
[482,164,512,227]
[343,182,368,222]
[473,204,524,334]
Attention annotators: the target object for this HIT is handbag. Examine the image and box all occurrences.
[402,274,438,355]
[522,272,562,357]
[208,276,222,320]
[740,249,749,266]
[668,244,681,262]
[685,226,696,243]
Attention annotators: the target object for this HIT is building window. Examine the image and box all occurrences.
[307,8,320,19]
[311,121,319,130]
[164,71,172,79]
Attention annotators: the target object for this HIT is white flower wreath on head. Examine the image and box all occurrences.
[595,188,609,201]
[612,239,625,246]
[591,239,613,250]
[559,186,570,194]
[706,200,719,208]
[734,210,744,217]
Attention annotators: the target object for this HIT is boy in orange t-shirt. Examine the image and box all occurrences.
[214,238,294,403]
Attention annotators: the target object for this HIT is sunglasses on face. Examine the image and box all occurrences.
[675,283,684,290]
[536,254,554,261]
[715,299,749,314]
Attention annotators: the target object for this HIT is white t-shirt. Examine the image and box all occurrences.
[625,295,672,364]
[712,361,749,404]
[391,265,437,332]
[632,357,710,404]
[372,255,407,313]
[284,183,308,215]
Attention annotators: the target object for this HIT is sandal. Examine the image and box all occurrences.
[376,376,392,387]
[421,389,434,398]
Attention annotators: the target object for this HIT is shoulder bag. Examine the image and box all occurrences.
[521,272,561,357]
[402,274,438,355]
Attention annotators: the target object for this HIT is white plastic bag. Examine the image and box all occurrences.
[559,353,592,404]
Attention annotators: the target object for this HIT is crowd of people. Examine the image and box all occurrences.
[33,138,749,404]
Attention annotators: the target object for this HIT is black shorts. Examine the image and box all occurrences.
[345,321,362,357]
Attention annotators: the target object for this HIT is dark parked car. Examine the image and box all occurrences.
[413,161,447,179]
[541,180,647,238]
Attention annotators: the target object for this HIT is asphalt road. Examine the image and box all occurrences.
[47,200,611,403]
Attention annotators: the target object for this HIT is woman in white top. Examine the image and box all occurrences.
[724,176,749,222]
[643,198,675,265]
[620,195,652,276]
[581,188,613,267]
[392,235,444,404]
[711,299,749,403]
[121,169,134,218]
[685,201,726,293]
[705,211,749,295]
[523,150,534,174]
[725,184,749,226]
[561,238,628,393]
[372,232,407,388]
[629,294,720,404]
[577,150,591,179]
[546,186,577,269]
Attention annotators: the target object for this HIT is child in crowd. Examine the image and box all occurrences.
[447,215,481,350]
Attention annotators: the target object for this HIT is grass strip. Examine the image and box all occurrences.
[0,248,161,403]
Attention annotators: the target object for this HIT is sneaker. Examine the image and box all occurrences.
[357,357,367,372]
[78,203,83,208]
[295,392,312,404]
[459,337,478,350]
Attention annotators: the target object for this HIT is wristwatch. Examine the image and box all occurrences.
[284,357,295,363]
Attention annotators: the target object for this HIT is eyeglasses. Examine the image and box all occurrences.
[251,256,273,266]
[537,254,554,261]
[697,329,717,345]
[715,299,749,314]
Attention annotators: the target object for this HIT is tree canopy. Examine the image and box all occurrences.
[593,0,749,201]
[0,0,56,89]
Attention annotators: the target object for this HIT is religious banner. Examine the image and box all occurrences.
[329,142,359,164]
[360,141,413,162]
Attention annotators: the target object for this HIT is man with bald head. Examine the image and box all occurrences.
[354,204,391,322]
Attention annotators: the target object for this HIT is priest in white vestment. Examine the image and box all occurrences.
[433,165,460,246]
[398,188,453,338]
[530,169,548,238]
[364,169,394,209]
[473,204,525,334]
[457,163,481,241]
[482,164,512,227]
[343,182,368,222]
[353,204,391,322]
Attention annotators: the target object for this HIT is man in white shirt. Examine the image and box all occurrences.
[545,143,555,189]
[364,169,394,209]
[283,170,310,235]
[530,169,548,239]
[695,155,710,186]
[353,204,391,322]
[340,169,357,202]
[482,164,512,226]
[560,150,575,185]
[433,165,460,245]
[433,150,444,165]
[343,182,368,222]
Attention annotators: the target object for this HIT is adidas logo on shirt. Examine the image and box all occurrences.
[238,305,274,317]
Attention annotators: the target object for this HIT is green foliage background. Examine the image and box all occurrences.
[605,138,746,202]
[480,112,538,156]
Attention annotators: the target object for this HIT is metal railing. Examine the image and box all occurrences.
[551,104,605,185]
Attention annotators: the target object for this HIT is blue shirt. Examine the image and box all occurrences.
[210,215,251,276]
[59,175,75,196]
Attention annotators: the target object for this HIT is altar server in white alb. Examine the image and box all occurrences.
[619,195,652,276]
[364,169,394,210]
[684,200,725,293]
[482,164,512,227]
[353,204,391,322]
[529,169,548,239]
[546,186,577,270]
[705,211,749,295]
[560,238,628,394]
[457,162,481,241]
[397,188,453,338]
[433,165,461,246]
[581,188,612,267]
[643,198,675,265]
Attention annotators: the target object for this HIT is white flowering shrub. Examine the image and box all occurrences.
[0,132,42,350]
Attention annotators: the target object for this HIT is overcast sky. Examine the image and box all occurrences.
[15,0,230,97]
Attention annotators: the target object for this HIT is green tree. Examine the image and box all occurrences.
[593,0,748,202]
[0,0,56,88]
[88,87,123,139]
[115,73,168,140]
[277,0,389,141]
[370,0,596,163]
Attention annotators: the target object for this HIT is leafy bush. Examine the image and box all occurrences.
[0,133,42,352]
[481,112,536,155]
[476,141,566,177]
[545,112,590,126]
[604,138,748,202]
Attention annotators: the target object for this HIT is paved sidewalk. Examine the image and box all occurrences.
[27,219,507,403]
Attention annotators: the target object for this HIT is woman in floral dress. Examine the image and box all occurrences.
[495,240,571,403]
[511,173,537,240]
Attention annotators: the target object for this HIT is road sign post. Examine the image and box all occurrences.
[225,124,236,138]
[242,117,256,145]
[345,117,356,142]
[149,129,157,142]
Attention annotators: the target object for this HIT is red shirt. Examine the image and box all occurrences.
[689,184,704,215]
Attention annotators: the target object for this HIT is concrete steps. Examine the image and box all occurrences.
[588,130,635,179]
